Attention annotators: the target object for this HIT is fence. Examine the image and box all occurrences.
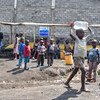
[0,22,100,44]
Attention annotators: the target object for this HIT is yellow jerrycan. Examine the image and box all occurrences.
[65,53,73,65]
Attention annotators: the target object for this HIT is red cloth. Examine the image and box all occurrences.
[24,46,31,57]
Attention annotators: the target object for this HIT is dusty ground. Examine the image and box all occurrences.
[0,58,100,100]
[0,59,73,89]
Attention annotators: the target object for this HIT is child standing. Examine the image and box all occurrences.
[47,38,56,67]
[0,32,3,49]
[17,38,25,68]
[64,28,87,92]
[13,34,19,60]
[32,39,39,59]
[87,39,100,82]
[37,40,46,67]
[24,40,31,70]
[64,39,72,53]
[55,41,60,59]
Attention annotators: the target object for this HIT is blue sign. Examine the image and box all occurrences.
[39,27,49,37]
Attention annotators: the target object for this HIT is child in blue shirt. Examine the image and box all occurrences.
[87,39,100,82]
[17,37,25,68]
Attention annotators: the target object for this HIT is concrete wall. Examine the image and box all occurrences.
[0,0,100,38]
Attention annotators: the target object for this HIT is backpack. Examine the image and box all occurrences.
[47,44,55,54]
[88,49,99,62]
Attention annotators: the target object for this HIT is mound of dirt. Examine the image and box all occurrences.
[0,59,73,90]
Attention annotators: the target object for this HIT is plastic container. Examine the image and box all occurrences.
[74,21,89,31]
[60,50,65,59]
[59,44,65,50]
[65,53,73,65]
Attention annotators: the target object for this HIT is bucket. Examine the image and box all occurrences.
[74,21,89,31]
[60,50,65,59]
[65,53,73,65]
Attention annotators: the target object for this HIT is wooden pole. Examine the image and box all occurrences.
[13,0,18,35]
[34,26,36,43]
[23,25,26,43]
[10,25,13,44]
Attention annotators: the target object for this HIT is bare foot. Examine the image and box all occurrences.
[80,88,90,92]
[64,82,71,88]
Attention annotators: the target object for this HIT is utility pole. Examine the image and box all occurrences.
[51,0,55,9]
[13,0,18,23]
[11,0,18,43]
[51,0,55,38]
[13,0,18,32]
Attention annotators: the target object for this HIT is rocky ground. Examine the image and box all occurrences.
[0,58,100,100]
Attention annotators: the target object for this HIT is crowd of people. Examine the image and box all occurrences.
[14,33,31,70]
[33,38,61,67]
[13,23,100,92]
[13,33,62,70]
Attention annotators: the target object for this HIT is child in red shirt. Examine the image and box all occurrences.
[24,40,31,70]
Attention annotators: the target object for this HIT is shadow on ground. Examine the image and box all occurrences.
[7,68,24,75]
[53,88,81,100]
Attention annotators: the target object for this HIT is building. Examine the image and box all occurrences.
[0,0,100,41]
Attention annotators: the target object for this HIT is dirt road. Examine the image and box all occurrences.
[0,59,100,100]
[0,80,100,100]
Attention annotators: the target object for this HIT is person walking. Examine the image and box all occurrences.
[64,25,88,92]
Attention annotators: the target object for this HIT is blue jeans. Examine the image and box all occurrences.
[55,50,60,59]
[18,53,24,66]
[47,53,54,66]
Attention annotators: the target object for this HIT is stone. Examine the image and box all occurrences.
[44,68,58,77]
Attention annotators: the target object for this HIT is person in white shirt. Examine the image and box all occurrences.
[64,28,87,92]
[37,40,46,67]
